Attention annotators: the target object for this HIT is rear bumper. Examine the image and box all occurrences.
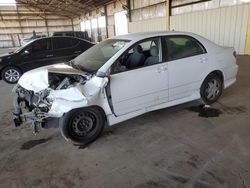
[224,65,239,89]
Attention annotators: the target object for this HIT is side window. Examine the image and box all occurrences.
[53,38,73,50]
[83,32,89,40]
[71,38,80,47]
[164,36,206,61]
[53,33,62,36]
[76,32,82,38]
[30,39,51,53]
[111,38,161,74]
[140,41,151,51]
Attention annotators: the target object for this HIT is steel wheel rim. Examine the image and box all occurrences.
[4,69,20,82]
[205,79,221,100]
[71,112,97,138]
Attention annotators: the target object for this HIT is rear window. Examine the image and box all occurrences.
[65,33,74,37]
[75,32,82,38]
[53,33,62,36]
[71,38,80,46]
[53,32,90,41]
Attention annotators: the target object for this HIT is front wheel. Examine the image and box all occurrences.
[60,107,105,145]
[200,73,223,105]
[1,66,22,84]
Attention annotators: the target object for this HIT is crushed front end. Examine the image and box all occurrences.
[13,85,57,133]
[12,64,91,133]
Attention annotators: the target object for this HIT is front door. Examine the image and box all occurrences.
[109,38,169,116]
[20,38,53,71]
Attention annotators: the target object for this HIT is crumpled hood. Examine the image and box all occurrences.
[18,63,85,92]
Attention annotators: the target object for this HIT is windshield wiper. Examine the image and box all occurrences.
[66,60,81,70]
[66,60,74,66]
[66,61,91,73]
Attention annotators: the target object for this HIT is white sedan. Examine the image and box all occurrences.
[13,31,238,145]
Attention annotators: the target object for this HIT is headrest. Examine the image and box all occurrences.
[150,46,159,57]
[185,40,194,47]
[133,45,143,53]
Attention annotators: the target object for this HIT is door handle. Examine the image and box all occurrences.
[156,66,168,73]
[74,51,81,53]
[199,57,208,63]
[162,66,168,71]
[46,54,53,58]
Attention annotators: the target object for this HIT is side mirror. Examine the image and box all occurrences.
[24,50,30,54]
[105,68,111,77]
[100,77,109,94]
[22,50,30,56]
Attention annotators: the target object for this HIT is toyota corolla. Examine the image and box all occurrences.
[13,31,238,145]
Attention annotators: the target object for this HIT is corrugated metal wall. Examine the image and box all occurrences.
[0,5,75,48]
[128,17,166,33]
[107,0,126,37]
[128,0,167,33]
[170,4,249,54]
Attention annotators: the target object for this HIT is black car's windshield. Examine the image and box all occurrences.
[14,40,34,53]
[71,39,130,73]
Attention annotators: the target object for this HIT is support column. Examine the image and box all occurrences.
[104,5,109,38]
[16,5,23,46]
[166,0,171,31]
[71,18,74,31]
[44,14,49,36]
[126,0,131,22]
[244,4,250,55]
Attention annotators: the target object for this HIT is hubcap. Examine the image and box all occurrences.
[71,112,96,137]
[205,79,220,100]
[4,69,20,82]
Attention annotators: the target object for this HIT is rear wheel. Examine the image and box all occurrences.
[1,66,22,84]
[200,73,223,105]
[60,107,105,145]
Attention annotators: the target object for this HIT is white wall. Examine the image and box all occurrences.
[170,4,249,54]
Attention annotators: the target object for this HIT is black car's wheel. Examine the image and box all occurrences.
[1,66,22,84]
[200,73,223,105]
[60,107,105,145]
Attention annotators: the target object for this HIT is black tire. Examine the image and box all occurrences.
[59,107,105,145]
[200,73,223,105]
[1,66,22,84]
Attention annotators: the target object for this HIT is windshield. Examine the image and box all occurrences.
[71,39,130,73]
[14,39,34,53]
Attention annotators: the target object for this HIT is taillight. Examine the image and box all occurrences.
[233,51,237,59]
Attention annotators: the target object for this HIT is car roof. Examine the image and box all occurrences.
[111,31,202,41]
[33,36,91,42]
[53,31,87,34]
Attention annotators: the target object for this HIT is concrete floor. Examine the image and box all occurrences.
[0,50,249,187]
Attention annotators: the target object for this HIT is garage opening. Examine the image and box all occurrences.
[114,11,128,36]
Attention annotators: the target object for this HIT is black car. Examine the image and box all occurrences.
[0,36,94,84]
[52,31,90,41]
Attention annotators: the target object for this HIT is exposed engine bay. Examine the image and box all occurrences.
[48,72,87,90]
[13,70,90,133]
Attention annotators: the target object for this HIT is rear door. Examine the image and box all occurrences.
[51,37,76,63]
[77,39,94,54]
[162,35,209,101]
